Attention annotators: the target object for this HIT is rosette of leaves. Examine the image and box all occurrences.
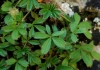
[39,3,60,19]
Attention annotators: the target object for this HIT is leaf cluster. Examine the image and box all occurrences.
[0,0,100,70]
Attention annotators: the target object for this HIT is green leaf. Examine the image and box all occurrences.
[71,33,78,43]
[6,46,16,51]
[2,25,15,32]
[28,54,41,65]
[18,28,27,36]
[28,40,40,45]
[0,42,9,49]
[52,25,58,32]
[81,51,93,67]
[51,56,60,65]
[84,31,92,39]
[19,0,28,7]
[70,50,81,59]
[34,32,49,39]
[5,35,15,44]
[11,29,20,40]
[27,0,34,11]
[70,56,81,63]
[6,58,16,65]
[35,25,45,33]
[55,65,73,70]
[91,51,100,60]
[29,27,34,38]
[43,10,51,19]
[46,25,51,35]
[0,49,7,57]
[18,59,29,67]
[78,21,92,29]
[4,14,15,25]
[75,28,86,34]
[15,63,24,70]
[80,44,93,52]
[62,58,68,66]
[41,38,51,54]
[33,17,46,24]
[70,22,78,32]
[74,13,80,23]
[1,1,12,11]
[31,11,38,19]
[33,0,39,8]
[52,37,66,49]
[52,30,65,36]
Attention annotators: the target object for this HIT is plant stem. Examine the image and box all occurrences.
[22,11,31,21]
[15,0,21,7]
[60,14,71,23]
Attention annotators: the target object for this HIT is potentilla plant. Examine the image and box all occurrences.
[0,0,100,70]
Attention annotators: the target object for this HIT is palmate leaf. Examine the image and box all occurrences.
[41,38,51,54]
[39,3,60,19]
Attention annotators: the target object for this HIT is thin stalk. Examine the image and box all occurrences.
[15,0,21,7]
[22,11,31,21]
[60,14,71,23]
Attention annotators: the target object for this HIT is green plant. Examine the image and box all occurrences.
[0,0,100,70]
